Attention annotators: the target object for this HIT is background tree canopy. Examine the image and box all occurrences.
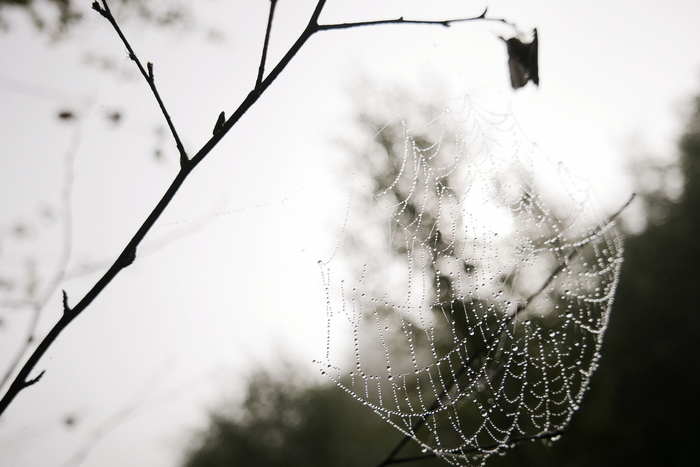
[180,88,700,466]
[545,90,700,466]
[0,0,190,36]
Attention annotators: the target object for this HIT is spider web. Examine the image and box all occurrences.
[316,95,624,466]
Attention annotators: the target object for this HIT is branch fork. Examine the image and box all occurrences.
[0,0,519,442]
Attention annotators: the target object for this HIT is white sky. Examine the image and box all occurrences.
[0,0,699,466]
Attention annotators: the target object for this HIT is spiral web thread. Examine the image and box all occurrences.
[317,95,624,466]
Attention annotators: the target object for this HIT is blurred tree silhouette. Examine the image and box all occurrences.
[541,89,700,466]
[0,0,189,37]
[482,88,700,466]
[181,87,700,464]
[180,85,624,466]
[182,366,446,467]
[180,91,471,467]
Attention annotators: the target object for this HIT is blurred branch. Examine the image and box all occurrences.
[58,360,212,467]
[0,74,91,105]
[0,0,510,416]
[58,368,169,467]
[376,194,635,466]
[0,114,80,393]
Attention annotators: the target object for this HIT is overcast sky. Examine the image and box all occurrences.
[1,1,699,466]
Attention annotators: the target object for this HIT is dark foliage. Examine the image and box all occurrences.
[182,369,445,467]
[488,91,700,466]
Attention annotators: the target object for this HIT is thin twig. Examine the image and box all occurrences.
[376,194,635,466]
[0,0,329,419]
[255,0,278,93]
[317,8,508,31]
[0,0,505,416]
[59,363,214,467]
[91,0,188,167]
[22,370,44,388]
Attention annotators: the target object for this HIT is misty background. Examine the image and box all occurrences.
[1,1,699,466]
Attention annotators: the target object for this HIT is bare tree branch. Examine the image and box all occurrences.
[0,0,509,417]
[59,361,212,467]
[255,0,278,93]
[317,8,509,32]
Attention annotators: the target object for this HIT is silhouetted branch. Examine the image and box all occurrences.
[318,8,510,32]
[59,360,171,467]
[0,0,509,417]
[256,0,278,93]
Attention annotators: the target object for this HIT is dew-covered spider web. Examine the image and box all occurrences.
[316,94,625,466]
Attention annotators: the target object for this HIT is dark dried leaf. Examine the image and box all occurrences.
[502,29,539,89]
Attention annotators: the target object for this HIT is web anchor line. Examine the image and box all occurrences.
[376,194,634,467]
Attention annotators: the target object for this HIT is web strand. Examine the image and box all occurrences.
[318,95,625,466]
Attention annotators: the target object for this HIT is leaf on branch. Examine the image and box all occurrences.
[501,28,539,89]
